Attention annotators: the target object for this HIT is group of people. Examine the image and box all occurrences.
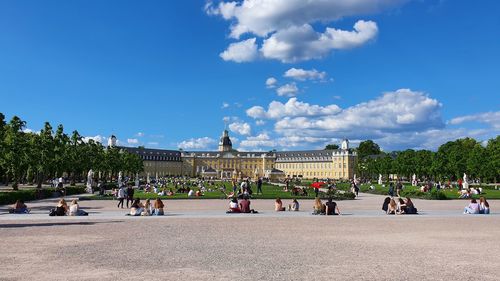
[128,198,165,216]
[275,198,300,211]
[382,197,418,215]
[463,197,490,214]
[49,199,88,216]
[313,197,341,215]
[226,196,258,213]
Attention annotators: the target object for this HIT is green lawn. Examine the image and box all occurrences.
[87,182,355,200]
[359,183,500,200]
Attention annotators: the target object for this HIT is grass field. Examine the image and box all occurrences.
[87,182,354,201]
[359,183,500,200]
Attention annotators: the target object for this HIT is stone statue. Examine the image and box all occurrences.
[135,173,139,188]
[378,174,382,185]
[147,172,150,184]
[463,173,469,190]
[412,174,417,187]
[86,169,94,193]
[117,171,123,187]
[353,174,359,185]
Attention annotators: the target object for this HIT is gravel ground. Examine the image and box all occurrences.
[0,194,499,281]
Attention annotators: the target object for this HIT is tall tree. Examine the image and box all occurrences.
[357,140,381,159]
[324,144,339,150]
[4,116,28,189]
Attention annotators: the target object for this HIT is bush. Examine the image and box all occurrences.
[426,189,448,200]
[0,186,86,205]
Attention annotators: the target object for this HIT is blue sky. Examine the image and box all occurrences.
[0,0,498,151]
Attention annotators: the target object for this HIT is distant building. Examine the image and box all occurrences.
[115,130,357,180]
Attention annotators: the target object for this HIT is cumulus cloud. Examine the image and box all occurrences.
[276,82,299,97]
[247,97,341,119]
[449,111,500,129]
[207,0,402,62]
[274,89,444,138]
[222,102,230,109]
[220,38,258,62]
[178,137,216,150]
[239,133,276,149]
[261,21,378,62]
[284,68,327,81]
[255,120,266,126]
[206,0,404,38]
[83,135,104,143]
[229,122,252,135]
[127,138,139,145]
[135,132,144,137]
[265,77,278,88]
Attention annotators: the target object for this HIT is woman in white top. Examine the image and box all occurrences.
[69,199,88,216]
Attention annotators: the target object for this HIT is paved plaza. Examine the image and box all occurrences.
[1,194,499,281]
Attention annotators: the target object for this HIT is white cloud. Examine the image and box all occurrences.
[256,120,266,126]
[247,97,341,119]
[239,133,276,149]
[284,68,327,81]
[178,137,216,150]
[220,37,258,62]
[276,82,299,97]
[222,102,230,109]
[265,77,278,88]
[229,122,252,135]
[261,21,378,62]
[207,0,404,39]
[207,0,401,62]
[273,89,443,138]
[83,135,104,143]
[135,132,144,137]
[449,111,500,129]
[127,138,139,145]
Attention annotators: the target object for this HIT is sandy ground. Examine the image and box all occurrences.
[0,194,499,281]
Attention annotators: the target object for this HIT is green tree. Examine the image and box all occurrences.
[324,144,339,150]
[4,116,28,189]
[486,136,500,182]
[357,140,381,159]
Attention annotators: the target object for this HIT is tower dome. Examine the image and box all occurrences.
[218,130,232,152]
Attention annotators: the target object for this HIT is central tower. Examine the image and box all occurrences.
[218,129,232,152]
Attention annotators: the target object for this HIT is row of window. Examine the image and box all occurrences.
[277,162,347,169]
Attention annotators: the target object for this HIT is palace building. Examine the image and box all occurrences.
[112,130,357,180]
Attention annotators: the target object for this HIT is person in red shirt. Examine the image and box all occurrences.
[239,196,258,213]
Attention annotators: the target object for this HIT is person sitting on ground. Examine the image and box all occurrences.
[312,197,325,215]
[153,198,165,215]
[397,198,407,214]
[9,200,30,214]
[382,197,391,213]
[69,199,88,216]
[464,198,480,214]
[167,188,174,196]
[479,196,490,214]
[325,198,340,216]
[130,199,144,216]
[195,190,203,197]
[239,196,257,213]
[50,199,69,216]
[187,188,195,197]
[275,197,286,211]
[459,189,471,199]
[288,198,299,211]
[227,198,241,213]
[301,187,308,196]
[387,198,397,215]
[404,197,418,214]
[141,199,151,216]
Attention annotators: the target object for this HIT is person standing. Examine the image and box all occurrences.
[396,181,403,197]
[117,185,125,208]
[126,184,135,208]
[257,177,263,194]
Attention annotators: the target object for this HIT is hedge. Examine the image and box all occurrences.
[0,186,86,205]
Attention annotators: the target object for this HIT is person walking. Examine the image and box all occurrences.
[126,184,135,208]
[117,185,125,208]
[257,177,263,194]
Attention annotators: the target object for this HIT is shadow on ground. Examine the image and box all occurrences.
[0,220,123,228]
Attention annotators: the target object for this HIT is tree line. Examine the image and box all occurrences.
[0,113,144,190]
[356,137,500,183]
